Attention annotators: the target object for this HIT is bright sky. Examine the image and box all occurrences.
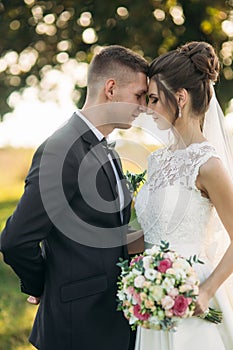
[0,62,87,148]
[0,91,75,148]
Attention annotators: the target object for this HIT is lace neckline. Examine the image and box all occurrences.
[166,140,209,153]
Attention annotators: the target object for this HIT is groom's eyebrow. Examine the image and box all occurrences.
[138,89,148,94]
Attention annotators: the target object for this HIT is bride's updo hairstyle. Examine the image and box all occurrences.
[148,41,220,118]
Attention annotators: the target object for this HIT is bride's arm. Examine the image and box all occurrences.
[194,157,233,315]
[127,229,144,255]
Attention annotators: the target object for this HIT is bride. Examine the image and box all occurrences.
[131,41,233,349]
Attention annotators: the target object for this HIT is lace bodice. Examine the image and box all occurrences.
[135,141,219,256]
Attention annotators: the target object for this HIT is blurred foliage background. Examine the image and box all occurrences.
[0,0,233,123]
[0,0,233,349]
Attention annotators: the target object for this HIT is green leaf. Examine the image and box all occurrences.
[159,240,170,252]
[125,170,147,193]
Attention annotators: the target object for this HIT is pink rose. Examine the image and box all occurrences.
[133,292,142,305]
[158,259,173,273]
[172,295,189,316]
[133,304,150,321]
[130,255,143,266]
[127,286,135,295]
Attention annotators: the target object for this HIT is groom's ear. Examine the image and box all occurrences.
[175,88,188,108]
[104,79,116,101]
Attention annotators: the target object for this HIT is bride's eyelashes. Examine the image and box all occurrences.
[151,97,158,104]
[148,93,159,104]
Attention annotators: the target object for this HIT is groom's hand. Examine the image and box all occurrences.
[27,295,40,305]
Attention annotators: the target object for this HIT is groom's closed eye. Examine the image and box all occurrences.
[135,89,147,101]
[135,94,143,100]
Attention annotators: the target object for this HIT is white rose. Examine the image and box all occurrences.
[173,268,187,281]
[179,284,193,293]
[186,276,198,286]
[166,268,176,275]
[173,258,190,271]
[143,256,153,269]
[162,277,175,292]
[125,272,134,280]
[129,315,138,325]
[132,268,142,276]
[150,285,164,301]
[150,245,160,254]
[117,290,125,301]
[145,268,158,281]
[134,275,146,288]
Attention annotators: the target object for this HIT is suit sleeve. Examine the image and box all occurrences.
[0,142,78,297]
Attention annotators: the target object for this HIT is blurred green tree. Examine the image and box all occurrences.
[0,0,232,120]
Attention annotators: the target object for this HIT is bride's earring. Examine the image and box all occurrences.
[178,105,182,118]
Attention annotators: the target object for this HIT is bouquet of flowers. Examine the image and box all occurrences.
[125,170,146,230]
[117,241,222,331]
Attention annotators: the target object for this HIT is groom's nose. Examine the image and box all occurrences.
[140,95,147,106]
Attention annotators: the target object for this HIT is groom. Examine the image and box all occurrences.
[0,46,148,350]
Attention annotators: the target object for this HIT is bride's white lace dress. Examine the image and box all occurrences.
[134,141,233,350]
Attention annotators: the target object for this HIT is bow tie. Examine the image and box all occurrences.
[100,138,116,152]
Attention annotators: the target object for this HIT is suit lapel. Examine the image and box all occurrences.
[70,114,120,211]
[69,113,132,225]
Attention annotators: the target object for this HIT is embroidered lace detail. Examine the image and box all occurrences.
[147,141,219,191]
[135,142,220,256]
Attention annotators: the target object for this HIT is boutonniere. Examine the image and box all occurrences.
[124,170,147,229]
[125,170,147,194]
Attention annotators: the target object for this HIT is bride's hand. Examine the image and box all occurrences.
[193,283,211,316]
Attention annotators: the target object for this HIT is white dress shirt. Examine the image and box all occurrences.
[76,110,124,222]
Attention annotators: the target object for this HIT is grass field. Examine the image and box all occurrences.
[0,147,36,350]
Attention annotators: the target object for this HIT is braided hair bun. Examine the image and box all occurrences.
[149,41,220,116]
[178,41,220,82]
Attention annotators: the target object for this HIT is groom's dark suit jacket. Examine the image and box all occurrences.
[0,113,133,350]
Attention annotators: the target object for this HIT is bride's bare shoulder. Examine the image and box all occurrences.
[200,156,225,175]
[199,156,232,188]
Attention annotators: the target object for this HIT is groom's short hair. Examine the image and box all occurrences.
[87,45,148,89]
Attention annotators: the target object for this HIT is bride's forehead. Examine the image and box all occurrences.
[148,80,158,92]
